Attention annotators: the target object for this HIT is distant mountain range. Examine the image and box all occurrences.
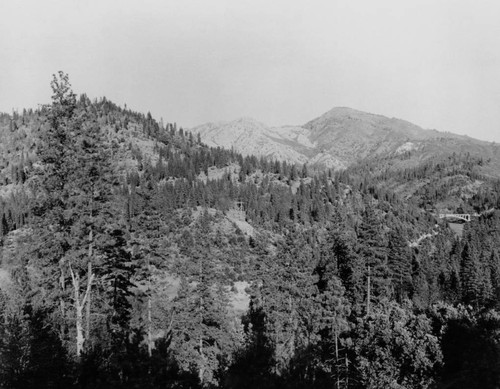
[191,107,500,175]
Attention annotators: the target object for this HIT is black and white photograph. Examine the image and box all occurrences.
[1,1,500,388]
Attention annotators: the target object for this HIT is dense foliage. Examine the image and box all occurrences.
[1,73,500,388]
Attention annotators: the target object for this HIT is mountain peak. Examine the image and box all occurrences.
[324,106,364,114]
[303,106,437,142]
[307,106,405,125]
[233,117,265,125]
[192,107,499,171]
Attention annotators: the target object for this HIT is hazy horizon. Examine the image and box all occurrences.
[2,0,500,143]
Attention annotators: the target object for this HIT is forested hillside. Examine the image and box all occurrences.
[1,73,500,388]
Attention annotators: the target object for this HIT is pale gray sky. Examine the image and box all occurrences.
[1,0,500,142]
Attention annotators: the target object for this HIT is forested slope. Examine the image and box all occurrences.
[1,73,500,388]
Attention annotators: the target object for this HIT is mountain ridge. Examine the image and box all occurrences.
[191,107,500,174]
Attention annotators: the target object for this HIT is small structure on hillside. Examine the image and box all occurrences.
[226,201,246,222]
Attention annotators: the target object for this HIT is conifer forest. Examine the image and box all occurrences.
[2,72,500,389]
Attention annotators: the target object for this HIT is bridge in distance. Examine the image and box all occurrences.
[437,213,481,222]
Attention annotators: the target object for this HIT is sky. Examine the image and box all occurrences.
[1,0,500,142]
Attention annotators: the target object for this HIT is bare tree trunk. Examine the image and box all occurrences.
[85,260,92,343]
[199,335,204,385]
[86,196,94,345]
[76,299,84,356]
[86,228,93,343]
[70,267,84,356]
[69,262,95,357]
[345,356,349,389]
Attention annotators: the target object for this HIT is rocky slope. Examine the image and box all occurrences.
[191,107,500,174]
[191,118,311,165]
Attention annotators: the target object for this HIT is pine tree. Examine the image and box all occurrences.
[170,228,238,387]
[387,227,412,301]
[29,72,123,357]
[29,71,85,353]
[356,202,390,308]
[334,233,365,310]
[460,241,482,307]
[101,228,136,336]
[489,250,500,302]
[312,264,351,387]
